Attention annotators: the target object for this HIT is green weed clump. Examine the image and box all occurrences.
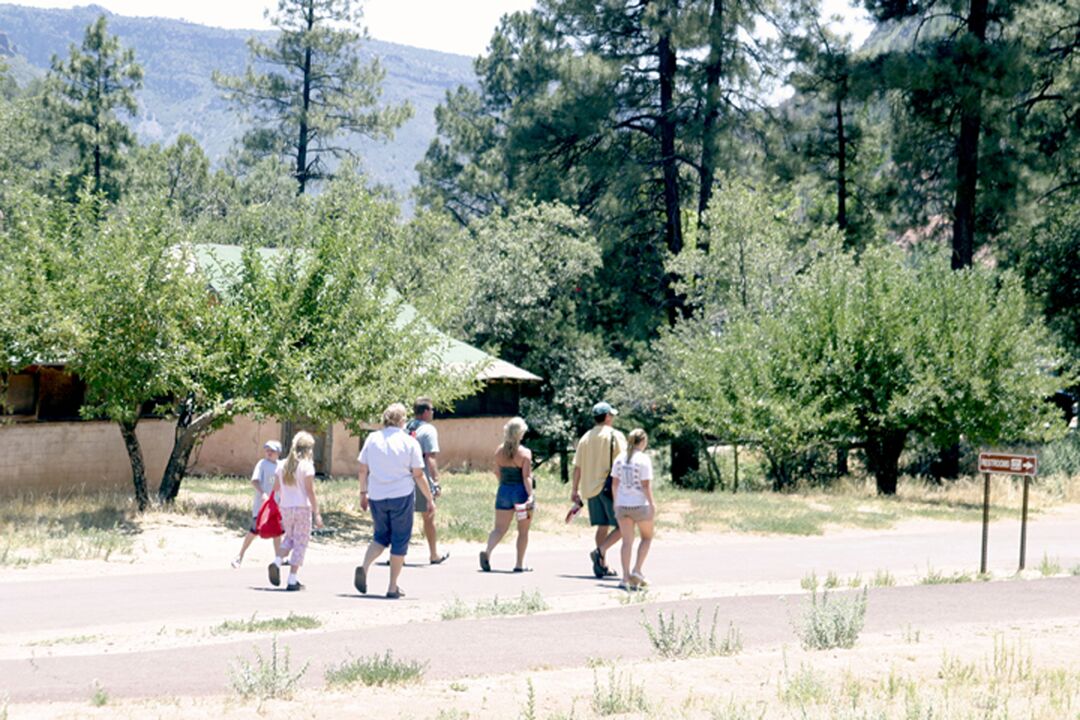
[229,638,308,700]
[643,607,742,659]
[89,680,108,707]
[441,590,548,620]
[591,667,648,716]
[324,650,426,688]
[212,612,321,635]
[1038,553,1062,577]
[796,588,868,650]
[919,566,973,585]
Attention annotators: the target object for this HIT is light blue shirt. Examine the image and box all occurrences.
[359,427,425,501]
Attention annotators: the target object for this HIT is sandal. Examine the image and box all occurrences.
[353,566,367,594]
[631,571,648,587]
[479,551,491,572]
[386,587,406,599]
[430,553,450,565]
[513,566,533,573]
[268,562,280,587]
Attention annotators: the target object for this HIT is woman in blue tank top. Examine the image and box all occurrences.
[479,417,535,572]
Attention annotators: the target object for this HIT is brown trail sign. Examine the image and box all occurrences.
[977,451,1038,575]
[977,453,1037,476]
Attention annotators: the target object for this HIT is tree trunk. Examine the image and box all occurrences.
[670,434,700,487]
[295,0,315,195]
[951,0,988,270]
[697,0,724,229]
[836,446,849,476]
[930,442,960,482]
[118,418,150,511]
[158,400,233,503]
[865,429,907,495]
[657,8,686,325]
[559,446,570,484]
[835,95,848,238]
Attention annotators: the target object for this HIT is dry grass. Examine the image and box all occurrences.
[3,471,1079,567]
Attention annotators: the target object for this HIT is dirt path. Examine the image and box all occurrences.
[7,579,1080,702]
[5,508,1080,703]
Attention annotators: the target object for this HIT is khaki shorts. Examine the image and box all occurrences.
[615,505,654,523]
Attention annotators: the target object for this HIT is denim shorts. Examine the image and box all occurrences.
[370,493,415,556]
[495,482,529,510]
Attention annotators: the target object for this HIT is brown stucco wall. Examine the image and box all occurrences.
[189,417,283,477]
[0,419,173,495]
[193,415,509,478]
[0,414,512,496]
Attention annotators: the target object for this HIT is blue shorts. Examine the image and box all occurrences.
[495,482,529,510]
[370,493,415,556]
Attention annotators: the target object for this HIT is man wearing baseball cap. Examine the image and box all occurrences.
[232,439,283,568]
[572,401,627,578]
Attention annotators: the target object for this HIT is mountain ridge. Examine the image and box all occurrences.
[0,2,477,196]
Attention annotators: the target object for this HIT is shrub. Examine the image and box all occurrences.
[324,650,426,687]
[796,588,868,650]
[229,638,308,700]
[643,607,742,659]
[591,667,648,716]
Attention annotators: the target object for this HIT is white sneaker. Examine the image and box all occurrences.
[231,556,242,569]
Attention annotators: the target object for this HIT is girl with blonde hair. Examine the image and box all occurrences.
[611,428,655,590]
[479,417,534,572]
[268,431,323,591]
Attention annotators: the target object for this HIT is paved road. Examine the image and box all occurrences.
[5,511,1079,701]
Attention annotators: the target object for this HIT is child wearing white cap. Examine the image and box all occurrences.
[232,440,283,568]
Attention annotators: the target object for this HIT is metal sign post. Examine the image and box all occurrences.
[977,451,1038,574]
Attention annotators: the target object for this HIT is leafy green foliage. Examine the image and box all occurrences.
[43,15,143,200]
[213,0,411,193]
[666,221,1069,493]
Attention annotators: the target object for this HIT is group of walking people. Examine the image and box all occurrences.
[233,398,656,596]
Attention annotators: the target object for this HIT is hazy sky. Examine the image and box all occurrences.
[11,1,875,57]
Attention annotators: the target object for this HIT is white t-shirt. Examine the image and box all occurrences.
[251,458,280,516]
[276,459,315,509]
[612,451,653,508]
[359,427,424,501]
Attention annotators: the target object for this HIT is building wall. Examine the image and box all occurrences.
[190,415,509,477]
[0,419,173,495]
[0,414,511,496]
[189,418,283,477]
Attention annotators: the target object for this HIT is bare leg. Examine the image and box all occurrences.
[422,514,439,561]
[515,516,531,569]
[272,534,282,558]
[362,542,385,574]
[389,554,405,593]
[236,531,256,562]
[634,520,655,578]
[617,516,636,584]
[598,525,622,565]
[486,510,514,557]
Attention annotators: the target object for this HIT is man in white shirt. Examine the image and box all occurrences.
[354,403,437,599]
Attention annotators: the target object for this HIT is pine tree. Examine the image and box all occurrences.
[44,15,143,201]
[214,0,412,194]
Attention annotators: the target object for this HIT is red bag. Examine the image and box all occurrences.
[256,495,284,538]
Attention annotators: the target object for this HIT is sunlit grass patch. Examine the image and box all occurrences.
[211,612,321,635]
[440,590,548,620]
[324,650,426,688]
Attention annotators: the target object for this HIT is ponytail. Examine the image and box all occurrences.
[625,428,647,464]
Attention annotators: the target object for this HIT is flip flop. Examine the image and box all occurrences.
[513,566,533,573]
[268,562,280,587]
[479,551,491,572]
[430,553,450,565]
[590,549,605,579]
[353,566,367,594]
[386,587,406,599]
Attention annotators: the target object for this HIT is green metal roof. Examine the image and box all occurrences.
[190,243,540,383]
